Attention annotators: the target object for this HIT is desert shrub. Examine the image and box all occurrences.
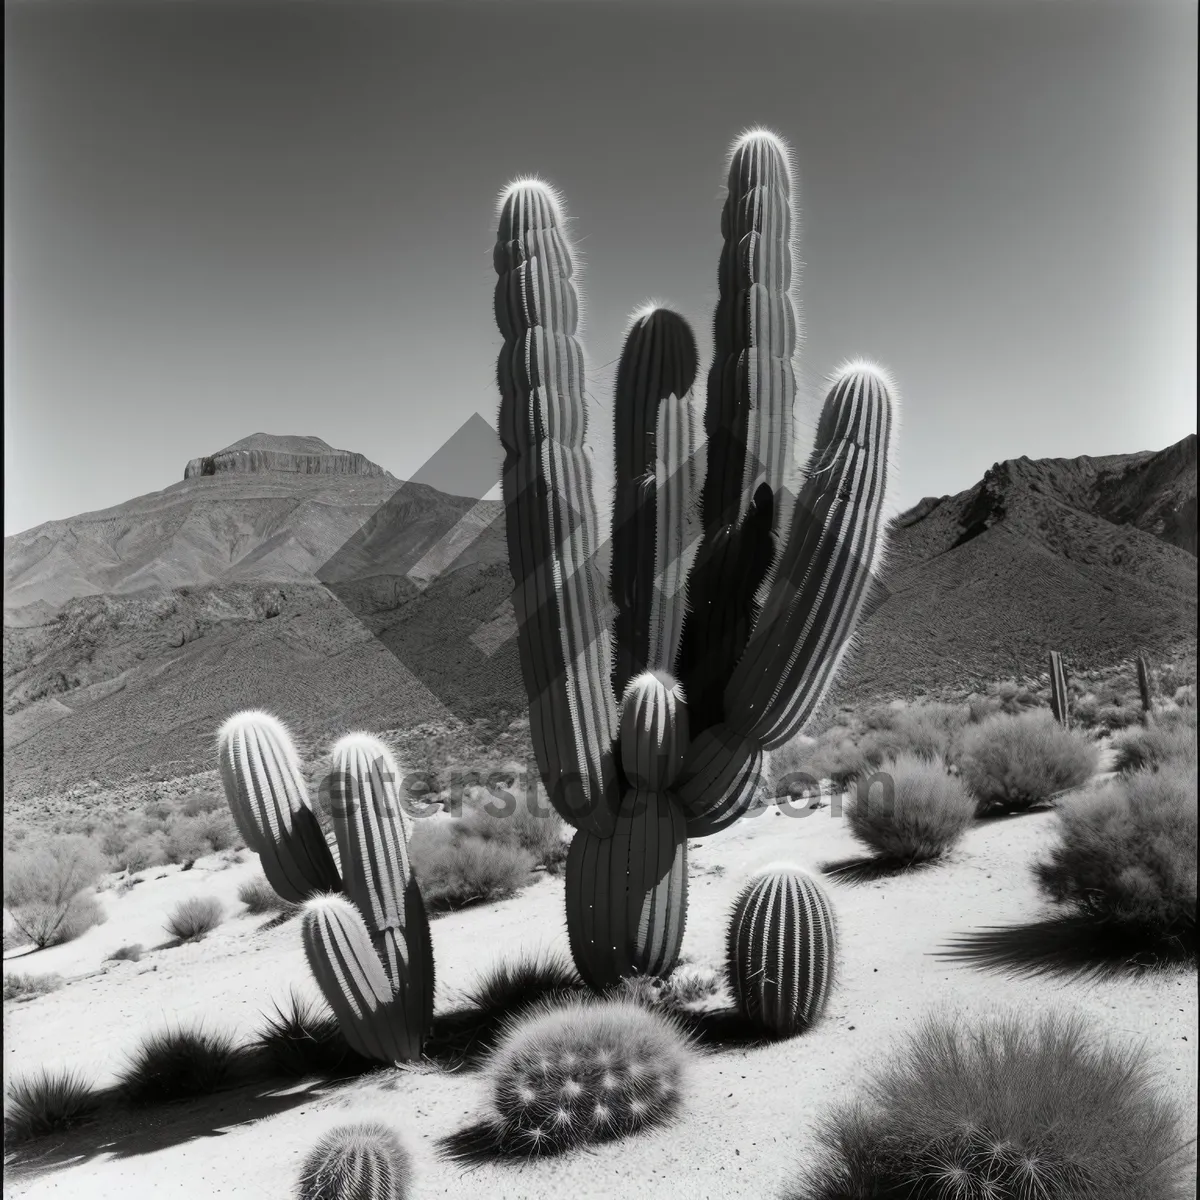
[98,821,140,860]
[4,1068,100,1142]
[3,835,107,949]
[181,791,224,817]
[237,873,300,916]
[660,963,721,1007]
[968,679,1043,724]
[105,943,144,963]
[297,1123,413,1200]
[118,1024,240,1104]
[1035,763,1196,946]
[958,711,1100,815]
[849,754,976,864]
[789,1011,1193,1200]
[109,831,170,874]
[482,998,690,1155]
[1174,684,1196,707]
[1071,693,1101,729]
[464,951,584,1019]
[255,990,361,1079]
[3,971,63,1001]
[457,785,569,872]
[1096,703,1143,732]
[141,799,174,825]
[164,811,238,866]
[1113,712,1198,775]
[164,896,223,942]
[410,823,536,912]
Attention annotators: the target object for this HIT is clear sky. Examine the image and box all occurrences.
[4,0,1196,537]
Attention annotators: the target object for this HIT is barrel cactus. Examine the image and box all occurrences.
[296,1122,412,1200]
[493,127,897,988]
[484,997,690,1155]
[727,863,837,1038]
[218,713,434,1063]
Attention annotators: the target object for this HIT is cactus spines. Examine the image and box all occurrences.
[611,305,703,698]
[217,711,341,903]
[619,671,688,792]
[495,179,620,839]
[1049,650,1070,727]
[565,790,688,990]
[296,1122,412,1200]
[301,895,421,1064]
[727,863,836,1038]
[723,362,897,748]
[486,998,689,1155]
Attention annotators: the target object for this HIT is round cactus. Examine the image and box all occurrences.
[727,863,836,1037]
[619,671,689,792]
[486,997,690,1155]
[296,1122,412,1200]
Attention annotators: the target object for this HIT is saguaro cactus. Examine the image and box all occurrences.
[1136,654,1153,722]
[218,713,433,1062]
[493,129,897,988]
[1048,651,1070,728]
[727,863,837,1038]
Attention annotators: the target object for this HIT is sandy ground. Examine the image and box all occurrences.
[4,787,1196,1200]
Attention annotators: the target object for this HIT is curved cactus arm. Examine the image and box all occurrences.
[494,180,620,838]
[724,363,897,749]
[702,128,800,533]
[611,305,704,697]
[727,863,836,1037]
[619,671,689,793]
[217,710,341,903]
[301,894,421,1064]
[675,724,764,836]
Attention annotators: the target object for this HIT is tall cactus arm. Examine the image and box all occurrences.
[217,710,341,902]
[611,305,703,698]
[724,363,897,748]
[494,180,620,837]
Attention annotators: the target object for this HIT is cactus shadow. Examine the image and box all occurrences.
[2,1077,340,1183]
[935,914,1198,981]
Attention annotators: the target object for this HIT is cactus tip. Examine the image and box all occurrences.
[215,707,290,749]
[496,175,567,222]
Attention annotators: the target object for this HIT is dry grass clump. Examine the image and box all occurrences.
[1035,763,1197,950]
[4,1068,100,1143]
[3,835,107,949]
[456,784,569,873]
[164,895,224,942]
[479,997,691,1156]
[849,753,976,864]
[958,710,1099,815]
[410,822,536,913]
[3,972,64,1001]
[118,1023,241,1104]
[1112,708,1198,775]
[237,873,301,916]
[255,990,362,1079]
[788,1011,1194,1200]
[105,943,144,963]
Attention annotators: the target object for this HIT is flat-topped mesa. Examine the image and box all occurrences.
[184,433,389,480]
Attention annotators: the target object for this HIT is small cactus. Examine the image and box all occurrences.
[485,997,690,1155]
[727,863,836,1038]
[296,1122,412,1200]
[217,710,341,903]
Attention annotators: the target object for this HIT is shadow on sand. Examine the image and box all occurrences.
[935,913,1197,981]
[820,854,942,885]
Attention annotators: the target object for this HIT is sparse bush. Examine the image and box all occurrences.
[164,812,237,866]
[4,1068,100,1142]
[164,896,223,942]
[118,1024,240,1104]
[660,963,721,1007]
[958,711,1100,815]
[105,944,143,963]
[3,972,63,1001]
[457,785,569,872]
[849,753,976,864]
[410,824,536,912]
[1174,684,1196,707]
[482,998,690,1155]
[968,679,1042,723]
[181,791,224,817]
[297,1123,413,1200]
[789,1011,1193,1200]
[255,990,360,1079]
[109,832,170,874]
[1097,703,1142,732]
[1035,764,1197,946]
[464,951,584,1020]
[1113,711,1198,775]
[3,835,107,949]
[237,873,300,916]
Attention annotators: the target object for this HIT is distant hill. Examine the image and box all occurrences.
[3,430,1195,803]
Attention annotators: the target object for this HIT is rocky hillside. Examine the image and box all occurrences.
[3,431,1195,803]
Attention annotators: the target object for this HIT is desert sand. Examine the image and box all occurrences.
[4,788,1197,1200]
